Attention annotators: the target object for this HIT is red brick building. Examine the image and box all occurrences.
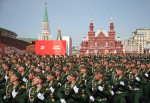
[80,16,123,55]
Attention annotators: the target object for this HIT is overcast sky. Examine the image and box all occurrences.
[0,0,150,46]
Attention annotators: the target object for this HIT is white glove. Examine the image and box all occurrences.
[145,73,149,77]
[60,99,66,103]
[42,70,45,74]
[129,86,132,90]
[58,82,62,86]
[22,77,27,82]
[120,81,125,86]
[3,96,6,100]
[98,86,103,91]
[12,89,18,98]
[135,77,140,81]
[111,91,114,96]
[73,85,79,93]
[37,93,44,100]
[4,75,9,80]
[90,96,95,102]
[50,87,55,93]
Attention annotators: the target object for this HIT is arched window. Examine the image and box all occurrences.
[100,43,102,47]
[90,43,92,48]
[111,43,113,47]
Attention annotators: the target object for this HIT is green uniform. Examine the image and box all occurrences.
[57,81,80,103]
[87,79,111,103]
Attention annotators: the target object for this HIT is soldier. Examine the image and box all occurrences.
[140,63,149,103]
[86,69,113,103]
[44,71,58,103]
[34,66,42,74]
[76,65,92,103]
[112,65,128,103]
[25,70,37,91]
[59,64,70,85]
[20,73,47,103]
[0,71,26,103]
[44,64,52,77]
[127,66,144,103]
[57,71,80,103]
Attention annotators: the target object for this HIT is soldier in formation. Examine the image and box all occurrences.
[0,53,150,103]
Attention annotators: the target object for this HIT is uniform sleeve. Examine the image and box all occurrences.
[57,85,65,100]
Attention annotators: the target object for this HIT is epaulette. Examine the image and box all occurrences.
[45,88,49,91]
[21,85,26,89]
[32,86,35,88]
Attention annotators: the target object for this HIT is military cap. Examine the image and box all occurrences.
[10,68,18,72]
[95,70,104,75]
[69,71,77,77]
[55,67,62,72]
[55,61,59,64]
[30,70,37,75]
[68,59,74,63]
[71,68,80,73]
[132,66,139,70]
[37,66,42,70]
[47,71,55,77]
[40,60,45,63]
[31,63,37,67]
[13,71,22,80]
[21,64,26,68]
[64,64,69,68]
[126,62,131,65]
[80,65,88,69]
[35,73,46,81]
[116,65,125,71]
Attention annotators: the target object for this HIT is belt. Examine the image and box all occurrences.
[133,88,139,91]
[97,98,107,101]
[116,91,123,94]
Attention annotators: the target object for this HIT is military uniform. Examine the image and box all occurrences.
[86,70,112,103]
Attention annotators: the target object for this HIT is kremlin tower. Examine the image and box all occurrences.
[57,25,62,40]
[39,2,52,40]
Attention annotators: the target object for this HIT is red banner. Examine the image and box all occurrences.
[35,40,66,56]
[0,43,5,54]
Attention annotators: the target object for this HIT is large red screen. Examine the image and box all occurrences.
[35,40,66,56]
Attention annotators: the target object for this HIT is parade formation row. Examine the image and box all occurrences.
[0,54,150,103]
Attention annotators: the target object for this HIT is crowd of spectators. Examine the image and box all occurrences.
[5,46,25,54]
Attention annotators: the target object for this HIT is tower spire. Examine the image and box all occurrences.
[90,14,93,23]
[110,15,114,31]
[57,25,62,40]
[43,2,48,21]
[89,15,94,32]
[41,2,51,40]
[111,15,113,23]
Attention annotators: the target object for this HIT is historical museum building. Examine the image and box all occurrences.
[80,16,123,55]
